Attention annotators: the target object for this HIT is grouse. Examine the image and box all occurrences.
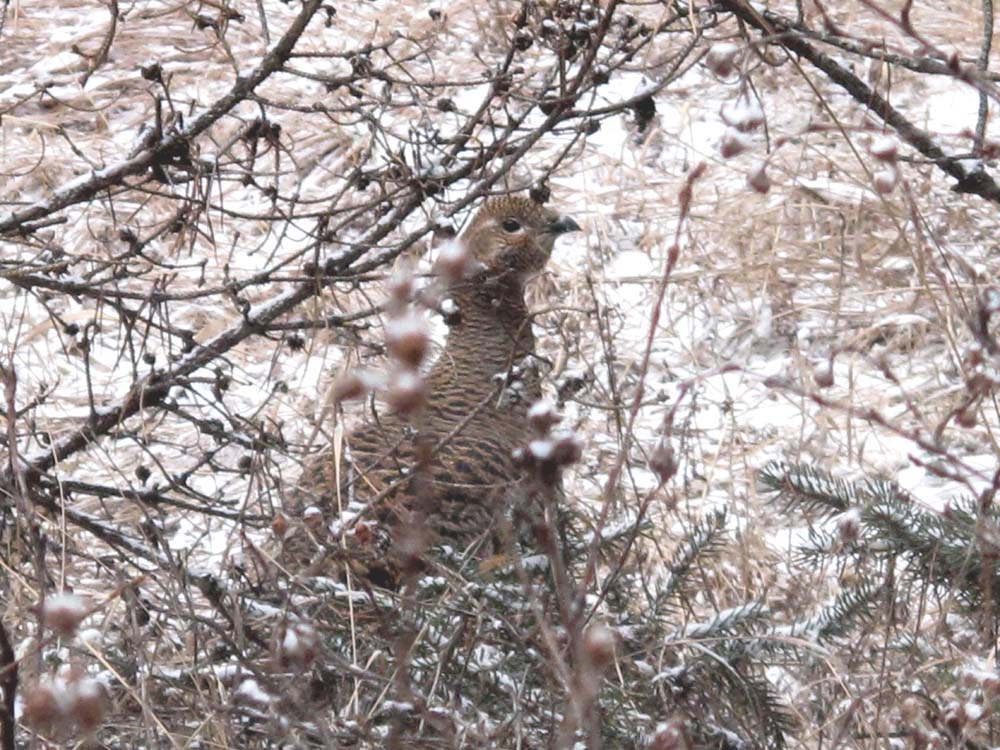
[294,195,580,587]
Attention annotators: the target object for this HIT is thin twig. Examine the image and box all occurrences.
[976,0,994,151]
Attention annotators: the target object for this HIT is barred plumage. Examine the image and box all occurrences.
[290,196,580,587]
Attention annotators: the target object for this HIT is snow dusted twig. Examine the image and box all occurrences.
[761,2,1000,84]
[573,163,705,619]
[0,196,423,482]
[718,0,1000,203]
[78,0,118,88]
[976,0,995,150]
[0,0,324,236]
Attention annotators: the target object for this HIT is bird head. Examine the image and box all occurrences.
[460,196,580,280]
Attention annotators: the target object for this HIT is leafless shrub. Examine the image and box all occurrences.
[4,0,1000,748]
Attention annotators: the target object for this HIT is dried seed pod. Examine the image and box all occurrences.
[813,363,834,388]
[900,696,923,725]
[705,43,740,77]
[271,512,290,538]
[332,370,382,402]
[387,267,416,308]
[870,135,898,162]
[528,439,554,462]
[649,436,677,483]
[652,719,692,750]
[721,97,764,132]
[719,127,751,158]
[550,432,582,465]
[277,621,319,669]
[353,520,376,545]
[944,702,966,735]
[66,676,105,732]
[41,593,88,637]
[983,672,1000,696]
[583,622,616,672]
[956,406,977,428]
[748,161,771,194]
[873,166,898,194]
[385,313,431,368]
[303,505,325,532]
[434,238,472,283]
[386,369,426,415]
[511,446,532,471]
[836,508,861,543]
[440,297,461,326]
[527,399,563,434]
[22,683,61,730]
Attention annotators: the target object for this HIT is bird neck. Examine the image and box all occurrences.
[432,272,535,391]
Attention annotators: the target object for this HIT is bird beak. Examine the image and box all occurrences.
[544,215,581,235]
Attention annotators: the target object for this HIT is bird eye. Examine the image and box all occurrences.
[501,218,522,233]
